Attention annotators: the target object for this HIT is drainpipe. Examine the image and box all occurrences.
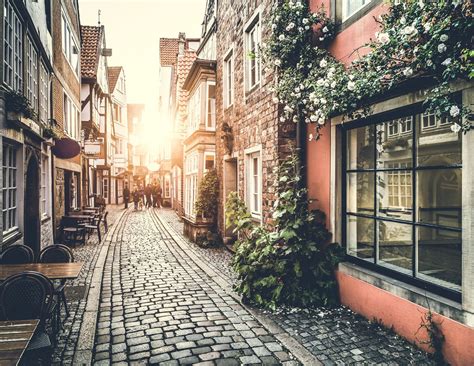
[296,115,307,190]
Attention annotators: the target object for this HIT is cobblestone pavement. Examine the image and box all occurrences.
[93,208,299,365]
[157,209,434,365]
[51,205,123,365]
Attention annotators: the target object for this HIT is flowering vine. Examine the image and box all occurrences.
[266,0,473,140]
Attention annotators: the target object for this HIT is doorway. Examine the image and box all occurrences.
[24,154,40,258]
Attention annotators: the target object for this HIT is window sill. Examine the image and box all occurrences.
[41,215,51,224]
[338,262,470,325]
[245,83,261,101]
[2,230,22,246]
[338,0,383,33]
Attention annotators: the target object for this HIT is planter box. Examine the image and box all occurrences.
[182,216,214,244]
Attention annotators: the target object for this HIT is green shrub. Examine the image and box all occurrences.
[195,168,219,225]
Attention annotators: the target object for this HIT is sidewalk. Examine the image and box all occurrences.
[157,209,434,365]
[51,205,124,365]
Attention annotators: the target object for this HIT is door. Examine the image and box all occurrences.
[24,154,40,257]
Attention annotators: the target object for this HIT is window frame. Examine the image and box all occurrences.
[244,146,262,219]
[3,1,23,91]
[40,154,49,218]
[2,144,19,237]
[223,48,234,108]
[206,81,216,130]
[61,10,80,78]
[63,92,80,140]
[25,35,39,114]
[243,8,262,94]
[341,106,463,302]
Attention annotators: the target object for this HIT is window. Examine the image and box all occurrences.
[71,174,79,209]
[244,13,261,91]
[41,155,48,217]
[64,93,80,140]
[2,145,18,235]
[206,82,216,129]
[102,177,109,200]
[61,12,79,75]
[185,154,198,217]
[421,111,449,130]
[204,153,215,171]
[3,1,23,91]
[345,110,462,292]
[245,149,261,217]
[164,175,171,198]
[25,36,39,113]
[224,50,234,108]
[188,87,201,132]
[39,63,49,124]
[342,0,371,21]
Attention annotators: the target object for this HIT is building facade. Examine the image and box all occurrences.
[305,1,473,364]
[182,0,217,241]
[0,0,55,254]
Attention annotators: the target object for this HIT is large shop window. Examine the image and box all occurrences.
[2,145,18,236]
[344,111,462,293]
[3,1,23,91]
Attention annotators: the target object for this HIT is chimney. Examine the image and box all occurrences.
[178,32,186,55]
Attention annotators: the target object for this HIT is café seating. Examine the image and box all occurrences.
[39,245,74,321]
[61,218,86,246]
[0,272,56,354]
[82,213,105,242]
[0,244,35,264]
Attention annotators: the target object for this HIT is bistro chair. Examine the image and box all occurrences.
[83,213,103,242]
[0,271,56,356]
[103,211,109,233]
[39,245,74,321]
[61,217,86,246]
[0,244,35,264]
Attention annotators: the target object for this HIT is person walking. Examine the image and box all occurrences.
[152,182,163,208]
[132,186,140,210]
[123,183,130,209]
[145,184,152,208]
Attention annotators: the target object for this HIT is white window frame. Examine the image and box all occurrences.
[63,92,80,140]
[187,86,201,133]
[25,35,39,114]
[40,154,49,218]
[245,146,262,219]
[342,0,372,21]
[3,1,23,91]
[223,48,234,108]
[185,153,198,218]
[39,63,49,124]
[244,8,262,93]
[421,111,450,131]
[206,81,216,130]
[2,144,19,236]
[61,10,80,77]
[387,116,413,138]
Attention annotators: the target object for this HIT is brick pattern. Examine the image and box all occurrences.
[215,0,296,234]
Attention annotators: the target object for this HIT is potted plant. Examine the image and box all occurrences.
[193,168,219,247]
[5,89,37,122]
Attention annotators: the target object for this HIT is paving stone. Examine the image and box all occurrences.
[149,353,171,363]
[198,351,221,361]
[240,355,261,364]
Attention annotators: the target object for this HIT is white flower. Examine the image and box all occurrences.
[423,23,431,32]
[279,117,286,122]
[418,0,425,9]
[319,59,328,68]
[310,115,318,122]
[438,43,447,53]
[274,59,282,67]
[441,58,452,66]
[450,123,461,133]
[272,97,279,104]
[302,18,309,25]
[303,99,307,104]
[284,105,293,113]
[440,34,449,42]
[317,79,325,87]
[305,25,310,30]
[347,81,356,91]
[329,67,336,73]
[330,81,336,88]
[349,74,355,80]
[319,37,324,42]
[320,98,327,105]
[427,59,433,67]
[308,133,314,141]
[450,105,460,117]
[403,67,413,77]
[377,32,390,45]
[318,118,325,125]
[400,16,406,25]
[403,25,417,36]
[278,34,285,41]
[272,24,277,30]
[286,22,295,31]
[322,26,329,33]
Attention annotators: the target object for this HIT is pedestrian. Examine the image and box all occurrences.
[132,186,140,210]
[123,183,130,209]
[145,184,152,208]
[152,182,163,208]
[138,184,145,210]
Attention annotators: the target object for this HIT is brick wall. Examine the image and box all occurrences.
[215,0,296,235]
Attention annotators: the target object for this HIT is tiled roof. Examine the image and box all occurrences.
[81,25,102,79]
[160,38,179,67]
[108,66,122,92]
[176,50,197,130]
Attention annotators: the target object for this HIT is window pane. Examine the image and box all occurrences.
[347,126,375,169]
[377,170,412,221]
[347,215,374,261]
[378,221,412,273]
[347,172,374,215]
[376,119,413,169]
[418,226,461,288]
[417,169,461,228]
[417,117,461,166]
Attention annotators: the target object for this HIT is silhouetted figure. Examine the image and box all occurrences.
[123,183,130,209]
[145,184,153,208]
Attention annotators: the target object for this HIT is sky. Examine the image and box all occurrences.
[79,0,206,107]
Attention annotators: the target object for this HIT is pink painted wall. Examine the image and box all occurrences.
[337,271,474,365]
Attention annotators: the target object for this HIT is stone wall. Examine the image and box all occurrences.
[41,218,54,248]
[215,0,296,235]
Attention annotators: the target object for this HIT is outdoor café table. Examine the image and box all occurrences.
[0,262,83,281]
[65,214,93,220]
[0,319,39,365]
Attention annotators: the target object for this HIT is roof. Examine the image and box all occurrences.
[160,38,179,67]
[176,50,197,128]
[108,66,122,92]
[183,59,216,91]
[81,25,102,79]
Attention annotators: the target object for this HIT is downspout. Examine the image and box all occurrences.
[296,114,307,190]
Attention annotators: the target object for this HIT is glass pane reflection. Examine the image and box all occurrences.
[347,126,375,170]
[378,221,412,273]
[347,172,374,215]
[347,216,374,261]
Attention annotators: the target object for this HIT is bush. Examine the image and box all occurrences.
[226,153,343,310]
[195,168,219,225]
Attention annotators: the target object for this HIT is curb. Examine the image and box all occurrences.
[73,208,128,365]
[152,209,322,366]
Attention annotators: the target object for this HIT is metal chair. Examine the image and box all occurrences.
[0,271,56,355]
[0,244,35,264]
[103,211,109,233]
[83,213,103,242]
[39,245,73,321]
[61,217,86,246]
